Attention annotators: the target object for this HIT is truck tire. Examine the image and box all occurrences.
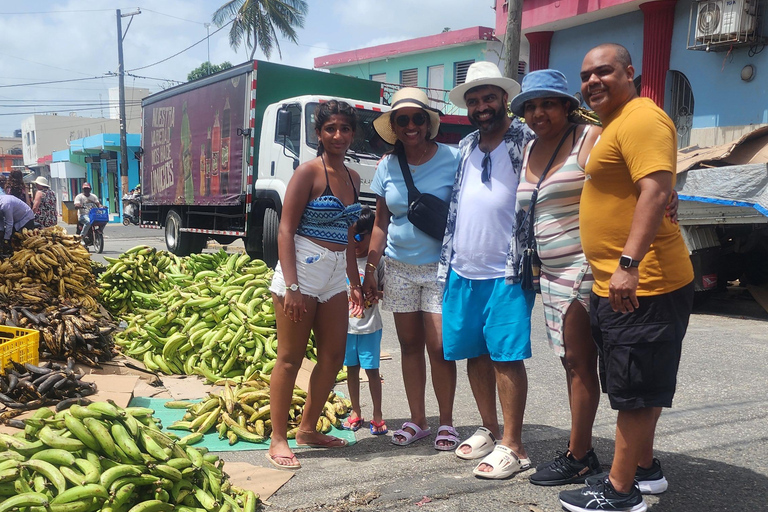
[165,210,193,256]
[262,207,279,268]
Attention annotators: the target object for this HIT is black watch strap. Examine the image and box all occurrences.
[620,255,640,269]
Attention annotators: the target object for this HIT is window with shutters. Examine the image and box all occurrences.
[400,68,418,87]
[454,60,475,86]
[370,73,387,83]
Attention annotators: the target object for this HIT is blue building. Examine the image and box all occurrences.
[51,133,141,222]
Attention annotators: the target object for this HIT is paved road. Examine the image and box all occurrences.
[89,225,768,512]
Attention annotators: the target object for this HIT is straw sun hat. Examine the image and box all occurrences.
[373,87,441,145]
[33,176,50,188]
[449,61,521,109]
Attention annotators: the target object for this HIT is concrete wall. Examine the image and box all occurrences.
[0,137,22,154]
[22,115,120,166]
[108,86,150,134]
[548,10,645,98]
[669,1,768,147]
[330,42,500,90]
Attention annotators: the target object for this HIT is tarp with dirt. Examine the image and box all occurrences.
[676,127,768,219]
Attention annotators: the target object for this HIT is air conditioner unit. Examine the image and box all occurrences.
[696,0,757,41]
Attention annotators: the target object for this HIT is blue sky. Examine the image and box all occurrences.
[0,0,495,137]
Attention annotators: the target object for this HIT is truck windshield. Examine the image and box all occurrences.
[305,102,392,159]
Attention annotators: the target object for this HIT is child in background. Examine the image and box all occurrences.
[342,207,387,435]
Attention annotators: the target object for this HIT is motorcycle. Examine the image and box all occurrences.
[77,207,109,253]
[122,192,141,226]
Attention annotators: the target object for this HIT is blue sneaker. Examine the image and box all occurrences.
[559,475,647,512]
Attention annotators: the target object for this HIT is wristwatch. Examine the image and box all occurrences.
[286,283,300,292]
[619,255,640,269]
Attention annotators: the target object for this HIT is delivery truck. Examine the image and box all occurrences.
[139,60,389,265]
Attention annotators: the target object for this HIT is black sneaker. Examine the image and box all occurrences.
[585,458,668,495]
[635,458,668,494]
[530,449,602,486]
[559,476,647,512]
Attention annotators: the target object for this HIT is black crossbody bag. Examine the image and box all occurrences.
[520,124,577,292]
[396,149,450,241]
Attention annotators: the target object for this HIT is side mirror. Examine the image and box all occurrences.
[277,109,292,137]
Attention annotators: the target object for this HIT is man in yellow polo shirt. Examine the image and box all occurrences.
[559,43,694,512]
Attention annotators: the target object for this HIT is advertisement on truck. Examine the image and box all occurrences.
[144,75,246,206]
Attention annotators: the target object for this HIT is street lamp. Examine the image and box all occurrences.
[205,23,211,76]
[116,8,141,206]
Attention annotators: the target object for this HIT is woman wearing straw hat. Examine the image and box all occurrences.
[363,87,460,450]
[32,176,57,228]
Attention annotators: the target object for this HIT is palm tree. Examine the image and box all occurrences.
[212,0,308,60]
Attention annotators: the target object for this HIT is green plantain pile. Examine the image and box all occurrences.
[103,248,328,383]
[165,379,352,445]
[0,400,258,512]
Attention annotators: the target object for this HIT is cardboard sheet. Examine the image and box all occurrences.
[161,375,214,400]
[129,397,357,451]
[223,461,293,501]
[678,125,768,173]
[0,374,138,434]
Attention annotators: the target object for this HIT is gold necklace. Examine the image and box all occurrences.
[410,143,431,173]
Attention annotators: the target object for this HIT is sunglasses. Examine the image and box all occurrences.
[395,112,428,127]
[353,232,370,242]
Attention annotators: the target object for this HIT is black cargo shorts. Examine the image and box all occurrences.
[590,281,694,410]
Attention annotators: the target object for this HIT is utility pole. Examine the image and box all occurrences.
[503,0,523,79]
[116,8,141,201]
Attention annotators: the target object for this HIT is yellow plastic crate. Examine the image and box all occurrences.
[0,326,40,373]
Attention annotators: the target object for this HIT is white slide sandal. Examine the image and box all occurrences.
[472,445,531,480]
[455,426,497,460]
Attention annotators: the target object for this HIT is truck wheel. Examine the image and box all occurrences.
[165,210,192,256]
[262,208,279,268]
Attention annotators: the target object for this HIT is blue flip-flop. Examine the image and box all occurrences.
[369,419,388,435]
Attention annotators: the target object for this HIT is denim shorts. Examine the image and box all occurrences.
[344,331,382,370]
[590,281,694,410]
[442,269,534,362]
[381,258,443,314]
[269,235,348,303]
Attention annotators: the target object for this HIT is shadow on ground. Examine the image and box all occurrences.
[221,421,768,512]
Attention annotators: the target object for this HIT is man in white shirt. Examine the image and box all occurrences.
[74,182,101,238]
[437,62,536,480]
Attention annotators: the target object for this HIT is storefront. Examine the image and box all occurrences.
[53,134,141,222]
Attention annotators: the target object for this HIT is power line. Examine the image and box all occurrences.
[125,72,184,85]
[0,9,115,14]
[139,8,206,25]
[127,18,234,72]
[0,106,131,116]
[0,76,107,89]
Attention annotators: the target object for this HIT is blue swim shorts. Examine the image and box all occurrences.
[442,269,534,362]
[344,330,382,370]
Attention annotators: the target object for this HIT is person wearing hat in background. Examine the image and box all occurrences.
[74,182,102,239]
[363,87,460,450]
[436,61,535,479]
[32,176,57,228]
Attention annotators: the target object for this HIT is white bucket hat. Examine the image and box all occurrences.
[373,87,441,145]
[33,176,50,188]
[449,61,521,109]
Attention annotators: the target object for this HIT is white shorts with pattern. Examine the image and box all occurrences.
[381,258,443,314]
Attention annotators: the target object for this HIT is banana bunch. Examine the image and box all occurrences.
[0,401,258,512]
[0,302,115,368]
[111,251,278,383]
[99,246,182,316]
[167,379,352,444]
[0,226,100,311]
[570,106,602,126]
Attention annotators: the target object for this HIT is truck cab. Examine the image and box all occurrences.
[248,96,391,264]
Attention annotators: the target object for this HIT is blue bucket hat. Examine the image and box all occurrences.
[510,69,581,117]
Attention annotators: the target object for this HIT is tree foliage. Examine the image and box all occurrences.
[212,0,308,60]
[188,61,234,82]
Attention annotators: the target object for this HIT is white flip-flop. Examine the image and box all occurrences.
[472,445,531,480]
[455,426,497,460]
